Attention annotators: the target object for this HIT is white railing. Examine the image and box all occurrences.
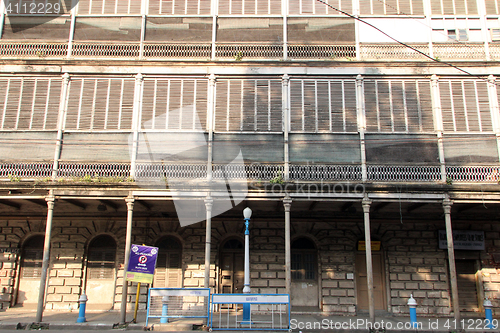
[0,41,493,61]
[288,44,356,60]
[143,43,211,59]
[290,164,362,181]
[367,165,441,182]
[433,43,486,61]
[0,162,52,178]
[360,43,430,61]
[215,43,283,59]
[213,163,284,180]
[135,163,207,179]
[0,42,68,57]
[72,42,140,58]
[446,166,500,183]
[1,162,500,183]
[57,162,131,177]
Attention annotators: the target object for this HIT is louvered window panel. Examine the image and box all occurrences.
[214,79,282,132]
[430,0,477,15]
[141,78,208,131]
[65,78,135,131]
[0,77,61,131]
[77,0,142,14]
[364,80,433,133]
[289,79,357,133]
[440,80,492,133]
[148,0,211,14]
[486,0,500,14]
[218,0,281,14]
[21,249,43,278]
[288,0,352,14]
[359,0,424,15]
[87,250,115,279]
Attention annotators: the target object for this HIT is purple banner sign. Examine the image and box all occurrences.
[126,244,159,283]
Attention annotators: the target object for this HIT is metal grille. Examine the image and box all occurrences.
[146,288,210,326]
[289,79,357,133]
[433,44,486,61]
[72,42,140,58]
[215,79,282,132]
[360,44,430,61]
[57,162,130,177]
[367,165,441,182]
[364,79,434,133]
[439,79,492,133]
[215,44,283,59]
[0,42,68,57]
[135,163,207,179]
[288,44,355,60]
[0,77,62,130]
[143,43,211,59]
[289,164,362,180]
[359,0,424,15]
[213,163,283,180]
[0,162,52,178]
[446,166,500,182]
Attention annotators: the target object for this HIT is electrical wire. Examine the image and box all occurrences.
[315,0,499,85]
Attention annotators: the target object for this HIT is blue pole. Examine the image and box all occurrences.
[408,294,417,329]
[242,215,251,324]
[161,296,169,324]
[76,293,87,323]
[484,298,493,329]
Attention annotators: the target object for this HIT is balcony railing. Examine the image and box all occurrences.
[0,41,495,61]
[1,162,499,184]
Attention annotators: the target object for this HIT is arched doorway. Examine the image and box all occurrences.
[291,237,319,308]
[355,240,387,311]
[219,239,244,294]
[17,235,44,307]
[85,235,117,310]
[154,236,183,288]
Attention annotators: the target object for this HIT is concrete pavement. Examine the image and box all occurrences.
[0,307,498,332]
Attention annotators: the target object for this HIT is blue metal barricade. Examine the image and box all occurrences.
[210,294,290,331]
[146,288,211,327]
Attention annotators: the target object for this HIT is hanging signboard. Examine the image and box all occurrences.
[438,230,485,250]
[126,244,159,284]
[357,241,381,251]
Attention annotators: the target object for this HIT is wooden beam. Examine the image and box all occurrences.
[26,199,48,207]
[63,199,86,210]
[308,201,318,211]
[407,203,427,213]
[373,202,390,212]
[0,200,21,210]
[457,203,481,213]
[137,200,152,211]
[99,199,119,211]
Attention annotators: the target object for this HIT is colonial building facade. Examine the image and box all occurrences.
[0,0,500,325]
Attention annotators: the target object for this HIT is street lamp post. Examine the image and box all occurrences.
[242,207,252,324]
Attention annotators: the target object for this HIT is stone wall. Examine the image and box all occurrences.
[0,217,499,317]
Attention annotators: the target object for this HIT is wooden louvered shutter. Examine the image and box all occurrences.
[21,250,43,278]
[485,0,500,14]
[167,253,182,288]
[441,80,492,133]
[87,250,116,279]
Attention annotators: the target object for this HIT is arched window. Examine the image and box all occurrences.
[20,235,44,278]
[291,237,316,281]
[87,235,116,279]
[154,236,183,288]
